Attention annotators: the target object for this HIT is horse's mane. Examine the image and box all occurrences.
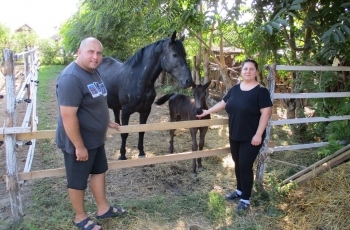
[124,38,186,68]
[124,39,164,68]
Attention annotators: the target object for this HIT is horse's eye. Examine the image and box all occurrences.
[172,54,178,57]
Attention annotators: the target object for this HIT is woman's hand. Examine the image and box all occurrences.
[196,109,209,119]
[251,134,262,146]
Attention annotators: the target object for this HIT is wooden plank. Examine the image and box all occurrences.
[293,149,350,185]
[0,119,229,141]
[15,48,38,57]
[0,127,31,135]
[272,142,330,152]
[2,147,231,181]
[271,114,279,120]
[283,144,350,184]
[270,159,306,169]
[271,115,350,125]
[274,92,350,99]
[268,141,276,147]
[276,65,350,71]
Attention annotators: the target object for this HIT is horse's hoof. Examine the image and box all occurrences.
[138,155,146,158]
[190,173,198,180]
[118,156,127,160]
[198,167,204,172]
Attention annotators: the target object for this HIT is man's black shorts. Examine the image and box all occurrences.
[63,145,108,190]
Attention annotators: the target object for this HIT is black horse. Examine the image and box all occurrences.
[97,31,193,160]
[154,81,211,176]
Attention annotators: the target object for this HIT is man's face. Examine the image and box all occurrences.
[77,40,103,72]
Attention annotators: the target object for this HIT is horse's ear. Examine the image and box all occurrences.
[171,31,176,43]
[191,81,196,89]
[203,80,212,90]
[179,34,185,42]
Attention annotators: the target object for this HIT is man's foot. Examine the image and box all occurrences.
[235,200,250,214]
[96,206,127,219]
[225,191,241,200]
[73,217,102,230]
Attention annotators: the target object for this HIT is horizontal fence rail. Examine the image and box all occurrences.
[0,119,229,141]
[2,147,231,181]
[276,65,350,71]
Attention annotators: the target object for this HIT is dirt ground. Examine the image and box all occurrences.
[0,66,232,228]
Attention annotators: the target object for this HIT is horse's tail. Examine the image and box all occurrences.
[154,93,175,105]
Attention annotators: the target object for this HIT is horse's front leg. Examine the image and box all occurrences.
[119,109,132,160]
[138,110,151,158]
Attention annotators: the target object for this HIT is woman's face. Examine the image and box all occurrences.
[241,62,257,82]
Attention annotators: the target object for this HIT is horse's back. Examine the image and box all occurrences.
[97,57,122,80]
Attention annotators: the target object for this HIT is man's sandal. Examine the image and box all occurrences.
[73,217,102,230]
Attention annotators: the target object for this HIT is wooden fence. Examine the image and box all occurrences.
[1,48,39,221]
[2,59,350,221]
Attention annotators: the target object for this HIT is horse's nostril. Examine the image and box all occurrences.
[196,109,203,115]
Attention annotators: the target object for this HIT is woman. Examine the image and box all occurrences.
[197,59,272,213]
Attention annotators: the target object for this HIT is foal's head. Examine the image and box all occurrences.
[193,81,212,115]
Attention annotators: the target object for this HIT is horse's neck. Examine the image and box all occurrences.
[137,52,163,84]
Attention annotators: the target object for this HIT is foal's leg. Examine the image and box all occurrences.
[169,115,180,153]
[190,128,199,175]
[169,129,175,153]
[197,127,208,172]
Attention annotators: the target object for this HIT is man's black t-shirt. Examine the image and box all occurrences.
[223,83,272,141]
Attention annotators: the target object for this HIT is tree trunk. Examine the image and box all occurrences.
[203,48,210,84]
[192,56,197,84]
[256,64,276,185]
[219,66,231,93]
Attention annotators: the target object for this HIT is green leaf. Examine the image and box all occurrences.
[332,33,339,42]
[265,24,273,35]
[340,2,350,7]
[336,29,346,42]
[291,0,305,5]
[288,5,302,11]
[341,24,350,35]
[270,21,281,30]
[308,21,318,26]
[276,18,289,26]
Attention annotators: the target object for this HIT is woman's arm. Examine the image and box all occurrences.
[251,107,271,146]
[197,100,226,118]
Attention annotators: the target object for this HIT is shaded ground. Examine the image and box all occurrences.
[0,69,232,228]
[1,66,349,229]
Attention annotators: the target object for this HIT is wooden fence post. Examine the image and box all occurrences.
[256,63,276,185]
[2,49,24,222]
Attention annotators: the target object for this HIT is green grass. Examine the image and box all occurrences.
[36,65,66,130]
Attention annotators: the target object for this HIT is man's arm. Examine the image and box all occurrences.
[60,105,88,161]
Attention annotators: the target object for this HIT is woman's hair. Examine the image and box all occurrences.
[242,59,259,71]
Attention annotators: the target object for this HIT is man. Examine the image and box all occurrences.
[56,37,126,230]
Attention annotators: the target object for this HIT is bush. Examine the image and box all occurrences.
[39,39,60,65]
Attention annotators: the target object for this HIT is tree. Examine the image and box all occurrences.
[0,23,11,58]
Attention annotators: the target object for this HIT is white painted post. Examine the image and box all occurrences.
[2,49,23,222]
[256,64,276,185]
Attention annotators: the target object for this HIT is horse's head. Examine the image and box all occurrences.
[193,81,211,115]
[160,31,193,89]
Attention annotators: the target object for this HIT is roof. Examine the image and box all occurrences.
[211,47,243,55]
[15,24,33,32]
